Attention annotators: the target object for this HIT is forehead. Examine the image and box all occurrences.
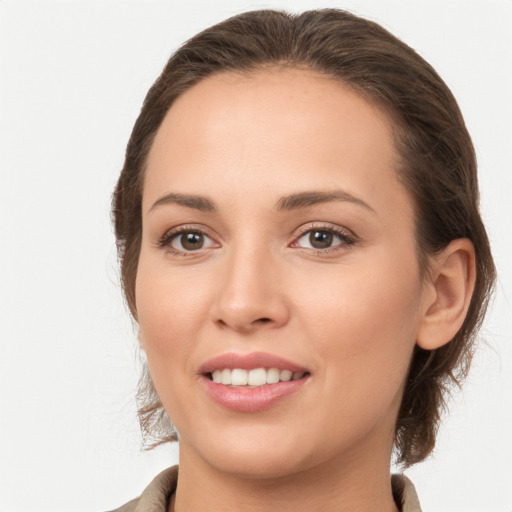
[144,67,404,213]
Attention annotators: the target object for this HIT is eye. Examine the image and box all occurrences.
[294,228,355,251]
[170,231,215,252]
[157,226,219,255]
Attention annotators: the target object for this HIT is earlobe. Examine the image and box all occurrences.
[417,238,476,350]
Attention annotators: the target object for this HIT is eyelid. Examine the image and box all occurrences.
[156,224,221,254]
[155,221,357,256]
[293,222,356,239]
[290,222,357,251]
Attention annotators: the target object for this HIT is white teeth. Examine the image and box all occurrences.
[231,369,248,386]
[210,367,306,387]
[221,368,231,385]
[279,370,293,382]
[248,368,267,386]
[267,367,280,384]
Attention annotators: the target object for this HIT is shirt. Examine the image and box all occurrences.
[109,465,422,512]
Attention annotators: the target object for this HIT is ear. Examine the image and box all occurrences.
[417,238,476,350]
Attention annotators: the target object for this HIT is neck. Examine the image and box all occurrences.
[171,444,399,512]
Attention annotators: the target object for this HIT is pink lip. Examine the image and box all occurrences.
[201,378,308,412]
[199,351,308,373]
[198,352,310,413]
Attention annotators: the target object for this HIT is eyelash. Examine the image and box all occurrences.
[291,224,357,254]
[157,224,217,257]
[157,223,357,257]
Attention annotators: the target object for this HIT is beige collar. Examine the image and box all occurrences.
[110,465,422,512]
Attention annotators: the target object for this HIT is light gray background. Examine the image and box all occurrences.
[1,1,511,511]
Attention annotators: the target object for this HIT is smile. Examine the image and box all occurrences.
[209,368,306,387]
[200,352,310,412]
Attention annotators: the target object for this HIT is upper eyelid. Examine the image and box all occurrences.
[290,223,358,251]
[156,224,220,248]
[156,221,356,248]
[160,223,217,238]
[292,222,356,238]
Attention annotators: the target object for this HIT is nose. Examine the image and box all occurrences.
[210,245,290,333]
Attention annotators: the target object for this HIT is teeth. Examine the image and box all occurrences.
[221,368,231,385]
[280,370,293,382]
[231,369,248,386]
[248,368,267,386]
[210,367,305,387]
[267,367,280,384]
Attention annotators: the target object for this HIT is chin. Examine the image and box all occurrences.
[209,447,313,481]
[179,420,334,481]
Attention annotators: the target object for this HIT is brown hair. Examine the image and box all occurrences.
[112,8,495,467]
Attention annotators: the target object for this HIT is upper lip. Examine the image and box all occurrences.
[199,352,309,374]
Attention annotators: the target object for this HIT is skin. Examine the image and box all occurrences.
[135,68,475,512]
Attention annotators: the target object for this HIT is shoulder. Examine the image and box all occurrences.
[392,474,422,512]
[107,496,139,512]
[107,466,179,512]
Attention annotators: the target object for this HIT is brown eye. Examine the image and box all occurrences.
[294,228,354,252]
[171,232,207,251]
[309,231,333,249]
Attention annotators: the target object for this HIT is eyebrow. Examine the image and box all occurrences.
[148,189,375,215]
[149,193,216,213]
[275,190,375,214]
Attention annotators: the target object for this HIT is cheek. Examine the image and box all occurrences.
[135,254,211,370]
[134,259,215,431]
[295,249,423,392]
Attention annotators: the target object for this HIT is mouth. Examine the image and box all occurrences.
[199,352,310,412]
[207,367,308,387]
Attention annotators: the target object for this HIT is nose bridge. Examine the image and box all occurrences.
[212,236,289,331]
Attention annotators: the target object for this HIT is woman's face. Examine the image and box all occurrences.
[136,68,431,478]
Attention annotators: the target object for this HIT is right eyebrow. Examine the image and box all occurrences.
[148,192,216,213]
[275,190,376,214]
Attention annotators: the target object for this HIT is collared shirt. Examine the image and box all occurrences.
[109,465,422,512]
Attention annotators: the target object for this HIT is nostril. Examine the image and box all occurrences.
[255,317,272,324]
[213,307,286,331]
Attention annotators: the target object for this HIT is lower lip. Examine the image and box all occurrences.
[201,375,309,412]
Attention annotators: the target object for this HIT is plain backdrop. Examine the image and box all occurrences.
[1,1,511,511]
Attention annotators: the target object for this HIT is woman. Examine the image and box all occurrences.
[110,9,495,512]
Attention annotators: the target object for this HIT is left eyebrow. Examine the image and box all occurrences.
[148,192,217,213]
[275,190,376,214]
